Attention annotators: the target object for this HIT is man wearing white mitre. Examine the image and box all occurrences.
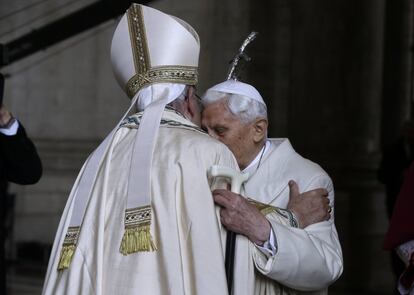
[201,73,344,294]
[42,4,236,294]
[42,4,332,295]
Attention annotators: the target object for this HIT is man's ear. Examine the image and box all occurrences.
[185,87,197,118]
[252,118,268,143]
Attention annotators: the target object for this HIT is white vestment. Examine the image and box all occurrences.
[42,109,238,295]
[231,138,343,295]
[42,111,341,294]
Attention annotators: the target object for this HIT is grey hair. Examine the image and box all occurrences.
[202,90,267,123]
[167,85,189,109]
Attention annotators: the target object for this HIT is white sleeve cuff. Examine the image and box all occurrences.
[0,119,19,136]
[255,227,277,258]
[396,240,414,266]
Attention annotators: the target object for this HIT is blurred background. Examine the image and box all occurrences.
[0,0,412,294]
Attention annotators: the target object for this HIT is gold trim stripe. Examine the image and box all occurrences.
[126,65,198,98]
[124,205,152,228]
[62,226,80,246]
[248,198,299,228]
[126,4,198,98]
[120,205,158,254]
[127,4,150,78]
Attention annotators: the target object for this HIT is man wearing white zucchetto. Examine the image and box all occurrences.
[201,34,343,293]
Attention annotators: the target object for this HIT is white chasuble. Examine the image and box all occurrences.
[42,109,237,295]
[43,111,342,294]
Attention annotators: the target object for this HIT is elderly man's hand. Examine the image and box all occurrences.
[287,180,331,228]
[212,189,271,246]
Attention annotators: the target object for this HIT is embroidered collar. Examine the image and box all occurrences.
[120,107,206,134]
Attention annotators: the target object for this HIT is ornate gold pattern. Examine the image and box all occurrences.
[124,205,151,228]
[126,66,198,98]
[57,226,80,270]
[120,205,157,254]
[248,198,299,228]
[126,4,198,98]
[63,226,80,246]
[127,4,150,76]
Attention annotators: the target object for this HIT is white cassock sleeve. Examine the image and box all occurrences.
[252,174,343,291]
[255,229,277,258]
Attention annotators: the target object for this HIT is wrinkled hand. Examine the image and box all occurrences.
[213,189,271,245]
[287,180,331,228]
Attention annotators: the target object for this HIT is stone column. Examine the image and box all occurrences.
[249,0,393,292]
[381,0,414,147]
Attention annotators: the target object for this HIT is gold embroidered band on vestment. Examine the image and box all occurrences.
[248,198,299,228]
[120,205,157,255]
[57,226,80,270]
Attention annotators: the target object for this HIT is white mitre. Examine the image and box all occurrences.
[206,79,266,106]
[111,3,200,105]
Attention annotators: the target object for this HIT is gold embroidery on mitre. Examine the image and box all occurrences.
[126,66,198,98]
[57,226,80,270]
[126,4,198,99]
[127,4,150,76]
[120,205,157,255]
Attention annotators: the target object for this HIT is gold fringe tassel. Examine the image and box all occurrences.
[57,244,76,270]
[120,224,157,255]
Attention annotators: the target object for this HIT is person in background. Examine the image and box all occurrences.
[0,104,42,294]
[378,120,414,291]
[384,160,414,294]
